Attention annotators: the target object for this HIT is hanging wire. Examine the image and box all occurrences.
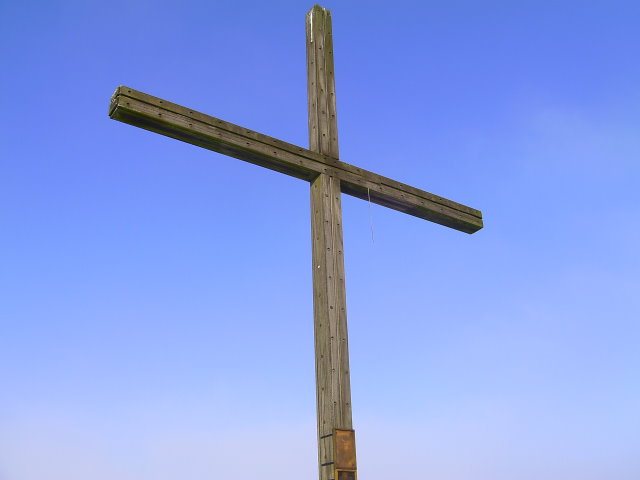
[367,187,375,244]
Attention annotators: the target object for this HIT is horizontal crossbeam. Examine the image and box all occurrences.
[109,86,483,233]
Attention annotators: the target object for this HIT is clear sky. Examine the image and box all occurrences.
[1,1,638,479]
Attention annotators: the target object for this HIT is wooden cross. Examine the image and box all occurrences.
[108,5,483,479]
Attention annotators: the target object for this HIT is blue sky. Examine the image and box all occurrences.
[1,1,638,479]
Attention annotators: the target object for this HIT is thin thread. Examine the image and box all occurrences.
[367,187,375,244]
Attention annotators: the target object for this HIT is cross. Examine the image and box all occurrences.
[108,5,483,479]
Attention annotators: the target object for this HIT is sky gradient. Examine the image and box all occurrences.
[1,1,639,479]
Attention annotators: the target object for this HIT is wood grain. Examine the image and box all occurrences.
[110,86,483,233]
[308,6,353,480]
[109,5,484,480]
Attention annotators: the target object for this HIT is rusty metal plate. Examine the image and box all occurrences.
[337,470,356,480]
[333,429,357,470]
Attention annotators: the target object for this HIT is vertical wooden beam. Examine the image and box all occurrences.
[307,5,339,159]
[307,5,357,480]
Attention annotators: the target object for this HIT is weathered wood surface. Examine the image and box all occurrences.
[311,174,351,478]
[307,6,354,480]
[108,5,484,480]
[109,86,483,233]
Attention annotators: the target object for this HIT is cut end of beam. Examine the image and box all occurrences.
[109,85,125,116]
[309,4,330,14]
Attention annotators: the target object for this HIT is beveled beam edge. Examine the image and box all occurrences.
[109,86,483,233]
